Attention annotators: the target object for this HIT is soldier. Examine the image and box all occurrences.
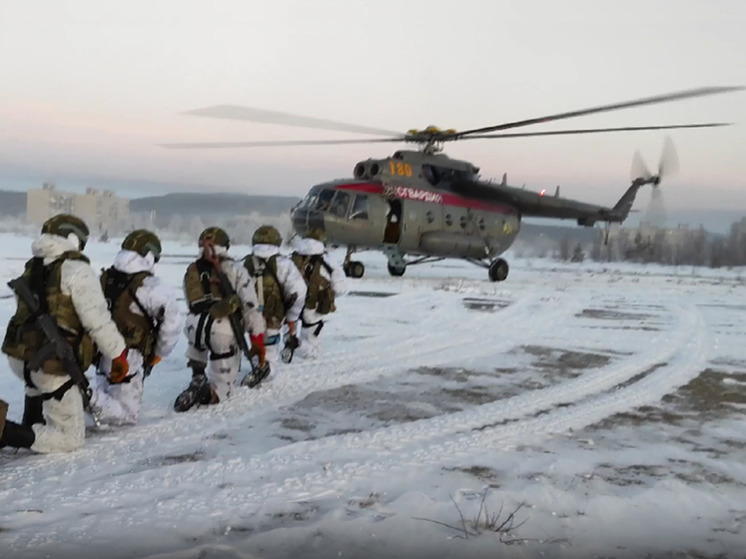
[291,228,347,359]
[90,229,183,426]
[242,225,306,379]
[174,226,266,411]
[0,214,128,453]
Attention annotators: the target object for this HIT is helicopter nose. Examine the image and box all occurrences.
[291,206,325,237]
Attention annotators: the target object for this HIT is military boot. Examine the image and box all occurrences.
[241,362,271,388]
[1,400,36,449]
[173,363,213,412]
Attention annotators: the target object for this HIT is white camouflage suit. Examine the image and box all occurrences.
[90,249,184,426]
[7,233,126,453]
[294,238,347,359]
[248,243,306,373]
[184,247,266,402]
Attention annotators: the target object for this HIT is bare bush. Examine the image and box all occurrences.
[413,489,528,543]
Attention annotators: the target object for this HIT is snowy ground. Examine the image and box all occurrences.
[1,232,745,559]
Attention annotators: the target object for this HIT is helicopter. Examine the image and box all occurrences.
[162,86,743,281]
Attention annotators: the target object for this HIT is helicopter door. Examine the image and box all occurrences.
[383,199,402,244]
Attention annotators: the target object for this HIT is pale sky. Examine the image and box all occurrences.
[1,0,744,210]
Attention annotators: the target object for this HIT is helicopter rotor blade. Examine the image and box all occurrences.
[181,105,403,137]
[453,86,743,137]
[631,150,653,182]
[452,122,731,140]
[658,135,680,178]
[159,137,405,149]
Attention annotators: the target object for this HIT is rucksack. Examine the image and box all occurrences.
[291,253,336,314]
[243,254,287,330]
[100,267,156,356]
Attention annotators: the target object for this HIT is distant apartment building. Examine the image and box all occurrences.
[27,183,130,232]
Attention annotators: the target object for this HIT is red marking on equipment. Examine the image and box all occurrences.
[334,182,516,215]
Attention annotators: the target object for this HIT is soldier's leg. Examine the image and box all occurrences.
[264,328,282,372]
[22,396,45,427]
[175,314,212,412]
[27,370,85,453]
[205,317,241,403]
[299,309,324,359]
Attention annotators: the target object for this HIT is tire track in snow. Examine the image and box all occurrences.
[173,300,696,479]
[95,303,703,522]
[220,303,709,505]
[0,296,711,550]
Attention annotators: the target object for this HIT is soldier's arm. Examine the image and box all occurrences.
[65,260,126,359]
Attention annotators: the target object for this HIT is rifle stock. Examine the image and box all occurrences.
[7,277,95,415]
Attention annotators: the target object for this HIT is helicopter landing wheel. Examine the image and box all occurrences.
[345,260,365,279]
[387,262,406,277]
[488,258,509,282]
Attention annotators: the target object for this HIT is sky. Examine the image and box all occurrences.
[0,0,745,211]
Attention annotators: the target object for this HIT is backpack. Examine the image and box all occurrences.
[243,254,287,330]
[100,267,156,356]
[291,253,336,315]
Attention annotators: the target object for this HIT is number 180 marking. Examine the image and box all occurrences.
[389,161,413,177]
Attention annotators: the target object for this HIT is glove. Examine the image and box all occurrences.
[287,321,296,336]
[250,333,266,366]
[149,355,162,367]
[109,350,130,383]
[209,295,240,319]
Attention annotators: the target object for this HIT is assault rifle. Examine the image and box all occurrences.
[7,276,97,421]
[142,307,164,379]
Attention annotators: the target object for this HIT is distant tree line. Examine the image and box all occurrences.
[554,219,746,268]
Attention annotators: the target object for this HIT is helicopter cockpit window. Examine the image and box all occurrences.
[315,189,335,211]
[422,164,439,185]
[329,191,351,218]
[349,194,369,220]
[433,166,472,183]
[302,193,318,209]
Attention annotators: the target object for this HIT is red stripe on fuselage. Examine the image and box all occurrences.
[334,182,517,215]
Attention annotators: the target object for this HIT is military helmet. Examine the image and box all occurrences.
[41,214,90,250]
[305,227,326,243]
[199,226,230,249]
[252,225,282,246]
[122,229,162,262]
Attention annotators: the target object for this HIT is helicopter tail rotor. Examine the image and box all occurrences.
[657,135,679,182]
[630,136,679,187]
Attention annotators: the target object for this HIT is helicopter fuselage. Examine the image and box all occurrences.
[290,150,522,262]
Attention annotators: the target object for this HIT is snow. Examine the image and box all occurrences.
[1,232,745,559]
